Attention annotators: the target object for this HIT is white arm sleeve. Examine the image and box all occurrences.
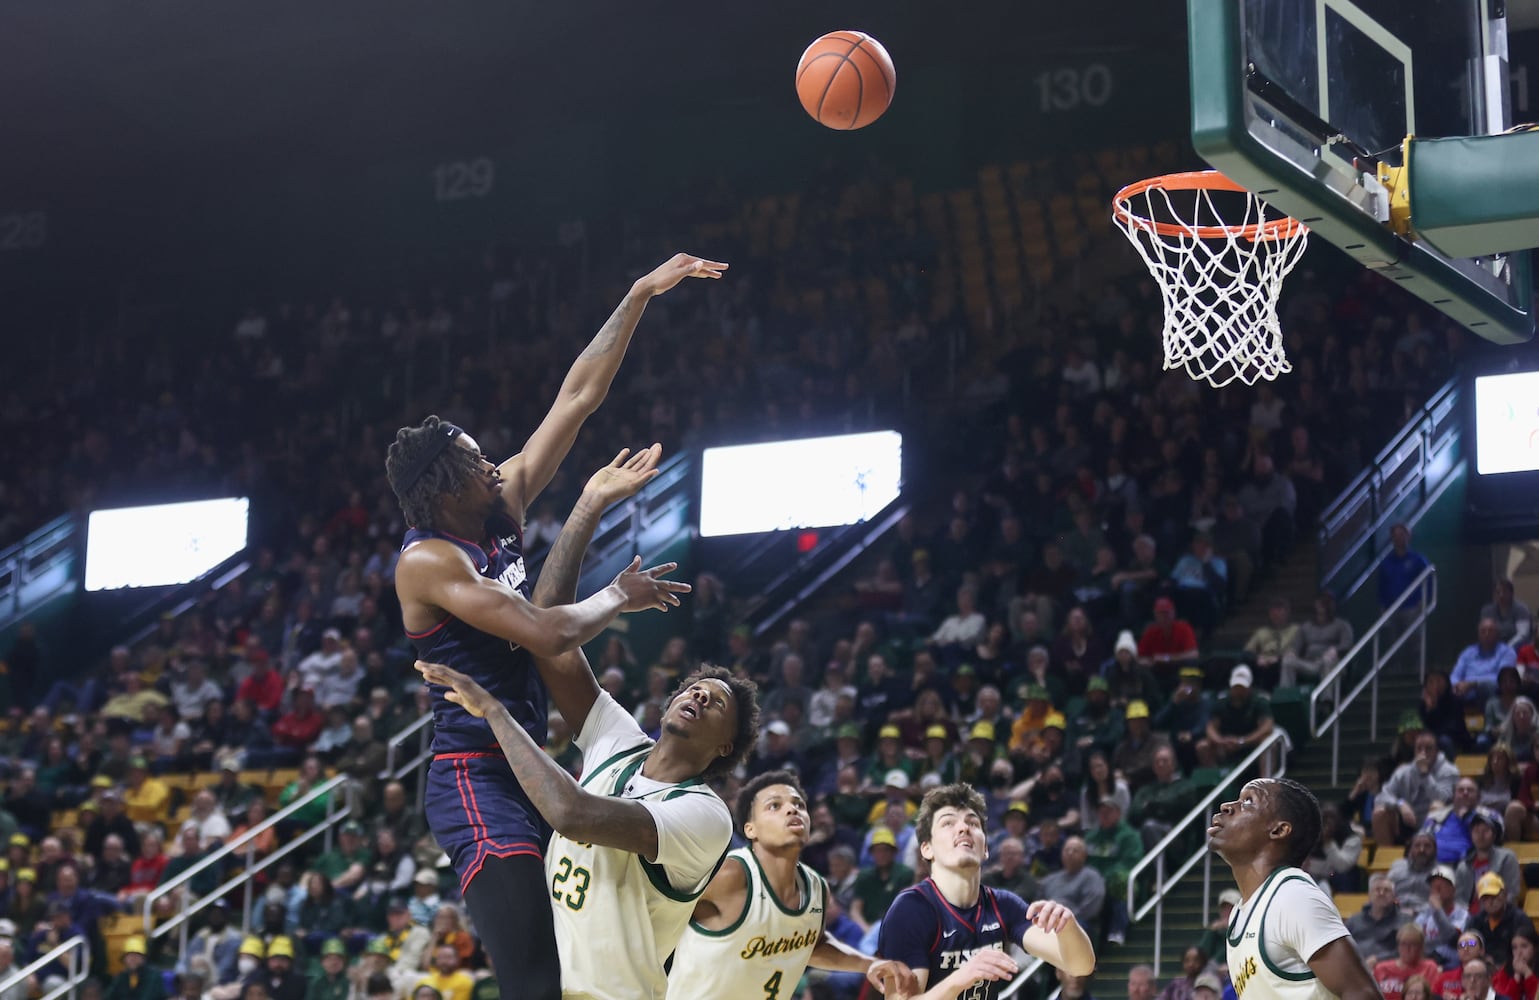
[1265,877,1352,969]
[639,789,733,893]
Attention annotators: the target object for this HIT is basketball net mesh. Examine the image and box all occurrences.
[1113,183,1308,388]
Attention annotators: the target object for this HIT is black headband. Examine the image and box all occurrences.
[397,422,464,491]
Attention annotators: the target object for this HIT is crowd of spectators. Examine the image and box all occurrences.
[0,147,1491,1000]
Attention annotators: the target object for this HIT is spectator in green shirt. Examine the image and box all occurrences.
[106,936,164,1000]
[1085,796,1142,945]
[1197,666,1275,771]
[849,827,914,932]
[277,758,330,836]
[1129,745,1200,851]
[302,940,348,1000]
[312,824,371,891]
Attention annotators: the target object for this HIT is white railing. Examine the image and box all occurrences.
[141,774,353,955]
[1309,565,1437,785]
[0,933,89,1000]
[1125,730,1291,977]
[385,712,435,813]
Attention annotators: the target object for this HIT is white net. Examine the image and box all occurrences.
[1113,176,1308,388]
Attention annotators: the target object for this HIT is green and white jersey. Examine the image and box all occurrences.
[1226,866,1351,1000]
[667,846,827,1000]
[548,692,732,1000]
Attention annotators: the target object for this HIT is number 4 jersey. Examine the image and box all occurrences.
[666,846,828,999]
[547,691,732,1000]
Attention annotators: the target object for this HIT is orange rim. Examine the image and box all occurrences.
[1112,170,1307,242]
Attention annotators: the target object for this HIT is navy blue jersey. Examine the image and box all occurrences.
[878,879,1033,1000]
[402,519,547,754]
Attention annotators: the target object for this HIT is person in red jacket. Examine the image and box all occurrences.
[236,652,286,715]
[1438,932,1489,1000]
[1376,924,1443,1000]
[272,689,324,756]
[1136,598,1199,686]
[1494,928,1539,1000]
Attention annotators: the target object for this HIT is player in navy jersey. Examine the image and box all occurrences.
[879,783,1096,1000]
[386,252,724,1000]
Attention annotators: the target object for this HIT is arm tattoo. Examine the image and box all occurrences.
[577,298,636,361]
[531,496,604,608]
[487,706,581,822]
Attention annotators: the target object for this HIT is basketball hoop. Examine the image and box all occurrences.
[1112,170,1309,388]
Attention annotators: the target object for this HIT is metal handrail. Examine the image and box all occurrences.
[0,933,89,1000]
[141,773,350,953]
[0,513,76,625]
[1317,377,1461,596]
[1125,730,1291,976]
[1001,956,1048,998]
[384,712,435,814]
[1308,565,1437,785]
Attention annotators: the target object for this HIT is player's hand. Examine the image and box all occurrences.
[611,556,691,613]
[633,252,728,297]
[866,959,919,996]
[415,660,499,719]
[1026,899,1078,934]
[955,948,1018,985]
[583,444,663,508]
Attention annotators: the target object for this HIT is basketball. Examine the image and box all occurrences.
[795,31,895,130]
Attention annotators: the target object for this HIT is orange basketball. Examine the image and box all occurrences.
[795,30,895,130]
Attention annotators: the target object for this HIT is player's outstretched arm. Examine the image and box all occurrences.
[1020,900,1097,977]
[416,659,665,859]
[809,933,918,996]
[497,254,726,519]
[398,541,683,659]
[529,445,678,733]
[1308,938,1385,1000]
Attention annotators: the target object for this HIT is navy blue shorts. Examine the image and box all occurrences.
[424,752,550,894]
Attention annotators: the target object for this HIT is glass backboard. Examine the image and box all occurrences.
[1190,0,1534,344]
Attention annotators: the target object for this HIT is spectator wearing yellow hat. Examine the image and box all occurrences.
[850,826,915,932]
[7,867,43,932]
[208,937,266,1000]
[304,939,349,1000]
[261,936,307,1000]
[1153,667,1211,771]
[1112,700,1170,789]
[1473,871,1534,969]
[961,721,1003,786]
[919,724,961,785]
[105,936,162,1000]
[862,724,916,794]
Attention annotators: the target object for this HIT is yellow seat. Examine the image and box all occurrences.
[1368,846,1404,873]
[1526,892,1539,918]
[1513,843,1539,864]
[1468,714,1487,734]
[1335,893,1369,918]
[1456,755,1488,777]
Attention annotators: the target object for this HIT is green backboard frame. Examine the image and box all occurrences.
[1188,0,1534,345]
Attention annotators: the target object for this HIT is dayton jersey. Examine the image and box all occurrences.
[401,519,547,753]
[548,692,732,1000]
[878,879,1033,1000]
[667,847,827,1000]
[1226,866,1351,1000]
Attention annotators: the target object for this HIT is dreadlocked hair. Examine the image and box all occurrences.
[736,769,806,834]
[385,415,482,529]
[1268,777,1323,869]
[663,664,760,783]
[914,782,988,848]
